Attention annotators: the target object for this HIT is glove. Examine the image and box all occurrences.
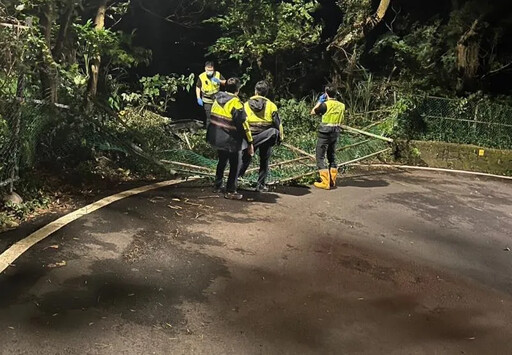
[318,93,327,104]
[211,77,221,84]
[197,98,203,106]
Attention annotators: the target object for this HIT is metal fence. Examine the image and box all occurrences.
[415,96,512,149]
[0,94,394,192]
[0,98,22,192]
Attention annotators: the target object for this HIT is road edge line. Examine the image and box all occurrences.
[350,164,512,181]
[0,178,194,274]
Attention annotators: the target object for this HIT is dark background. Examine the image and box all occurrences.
[116,0,512,119]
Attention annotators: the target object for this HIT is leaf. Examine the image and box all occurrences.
[47,261,67,269]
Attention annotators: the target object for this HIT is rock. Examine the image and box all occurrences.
[3,192,23,205]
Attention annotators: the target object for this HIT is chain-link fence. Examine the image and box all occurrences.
[414,96,512,149]
[0,96,66,191]
[0,97,23,192]
[1,82,393,193]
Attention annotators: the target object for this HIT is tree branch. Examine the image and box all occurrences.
[329,0,392,50]
[135,0,203,29]
[481,61,512,78]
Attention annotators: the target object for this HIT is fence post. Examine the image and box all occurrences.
[473,102,479,137]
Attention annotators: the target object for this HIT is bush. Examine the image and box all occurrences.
[277,97,316,142]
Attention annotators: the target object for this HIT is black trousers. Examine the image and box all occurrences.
[215,150,241,192]
[316,130,339,170]
[239,140,274,187]
[203,103,213,127]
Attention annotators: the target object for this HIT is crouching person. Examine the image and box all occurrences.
[310,85,345,190]
[207,77,254,200]
[238,81,283,192]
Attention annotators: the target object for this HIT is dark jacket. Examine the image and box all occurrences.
[206,92,252,152]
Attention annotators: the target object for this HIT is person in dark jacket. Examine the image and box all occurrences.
[207,77,254,200]
[238,81,283,192]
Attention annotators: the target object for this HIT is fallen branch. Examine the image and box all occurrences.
[246,139,377,174]
[182,133,192,150]
[270,148,391,185]
[341,125,393,143]
[0,22,29,29]
[246,156,312,173]
[282,143,316,160]
[160,159,213,172]
[338,139,373,151]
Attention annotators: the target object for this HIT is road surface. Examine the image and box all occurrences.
[1,168,512,354]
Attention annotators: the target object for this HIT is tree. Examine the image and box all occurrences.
[329,0,391,50]
[207,0,321,93]
[87,0,107,98]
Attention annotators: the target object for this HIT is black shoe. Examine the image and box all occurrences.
[255,184,269,193]
[224,192,243,200]
[213,185,223,193]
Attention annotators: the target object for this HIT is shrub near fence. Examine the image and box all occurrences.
[411,96,512,150]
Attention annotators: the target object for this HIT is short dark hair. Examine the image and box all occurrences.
[205,61,214,68]
[254,81,269,97]
[225,77,241,94]
[325,85,337,98]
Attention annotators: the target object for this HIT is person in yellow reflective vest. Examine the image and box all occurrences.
[196,61,226,127]
[310,85,346,190]
[238,81,283,192]
[207,77,254,200]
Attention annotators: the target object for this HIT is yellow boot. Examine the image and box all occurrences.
[314,169,331,190]
[330,168,338,188]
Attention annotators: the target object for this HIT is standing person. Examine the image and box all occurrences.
[196,61,226,127]
[238,81,283,192]
[310,85,346,190]
[207,77,254,200]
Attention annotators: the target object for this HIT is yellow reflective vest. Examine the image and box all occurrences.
[211,94,253,143]
[321,99,345,126]
[243,96,283,138]
[199,71,222,104]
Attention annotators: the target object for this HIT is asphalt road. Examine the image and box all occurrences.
[1,169,512,354]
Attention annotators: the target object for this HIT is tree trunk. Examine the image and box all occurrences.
[87,0,107,98]
[366,0,391,31]
[53,0,76,61]
[456,19,481,91]
[329,0,391,49]
[39,1,58,103]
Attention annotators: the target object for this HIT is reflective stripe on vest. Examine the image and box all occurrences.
[199,71,221,103]
[321,99,345,126]
[244,96,277,131]
[210,94,243,130]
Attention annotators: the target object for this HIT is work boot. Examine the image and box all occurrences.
[224,191,243,200]
[314,169,330,190]
[330,167,338,188]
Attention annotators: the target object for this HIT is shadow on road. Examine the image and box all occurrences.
[339,177,390,188]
